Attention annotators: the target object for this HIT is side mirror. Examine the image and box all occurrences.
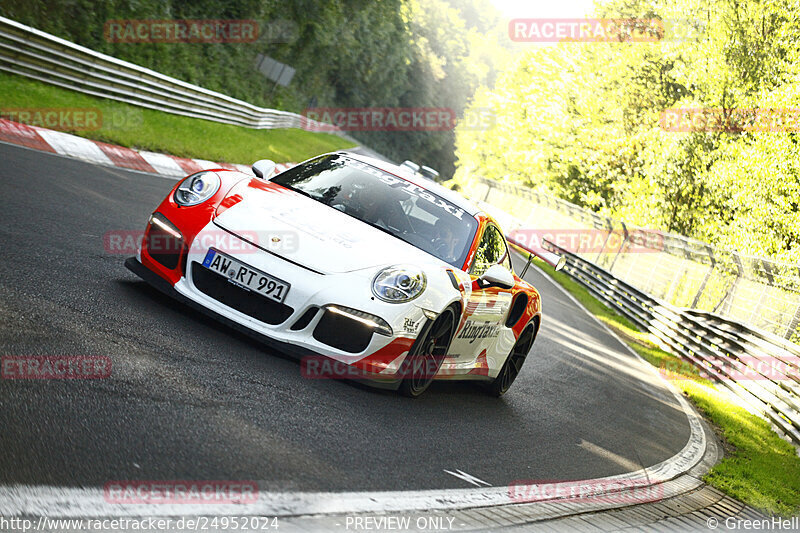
[252,159,277,179]
[479,264,515,289]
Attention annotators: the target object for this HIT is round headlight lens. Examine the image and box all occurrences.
[174,171,221,206]
[372,265,426,303]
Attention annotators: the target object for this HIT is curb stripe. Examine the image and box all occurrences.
[169,155,204,175]
[0,119,282,179]
[138,151,185,176]
[191,158,224,171]
[0,119,56,153]
[94,141,156,173]
[36,129,114,166]
[234,163,254,175]
[214,161,239,171]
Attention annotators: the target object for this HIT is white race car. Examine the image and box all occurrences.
[126,152,545,396]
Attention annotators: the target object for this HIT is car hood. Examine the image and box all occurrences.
[213,179,442,274]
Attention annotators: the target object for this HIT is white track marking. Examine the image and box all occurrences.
[443,470,492,488]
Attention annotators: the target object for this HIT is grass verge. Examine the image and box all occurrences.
[0,72,355,164]
[529,254,800,517]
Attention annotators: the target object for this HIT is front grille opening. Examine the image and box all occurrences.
[191,262,294,325]
[146,225,183,270]
[313,308,373,353]
[291,306,319,331]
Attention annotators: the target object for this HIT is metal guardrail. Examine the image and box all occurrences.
[465,177,800,343]
[0,16,336,132]
[539,241,800,446]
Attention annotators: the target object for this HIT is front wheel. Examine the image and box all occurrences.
[487,324,536,397]
[398,308,456,398]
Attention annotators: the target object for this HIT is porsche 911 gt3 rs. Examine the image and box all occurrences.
[125,152,549,396]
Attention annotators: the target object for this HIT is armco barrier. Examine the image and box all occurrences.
[465,177,800,342]
[533,240,800,447]
[0,16,334,132]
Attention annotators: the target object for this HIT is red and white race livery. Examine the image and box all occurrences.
[126,152,545,396]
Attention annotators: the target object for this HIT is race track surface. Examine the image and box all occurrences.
[0,142,690,492]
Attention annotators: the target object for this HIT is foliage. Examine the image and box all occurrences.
[455,0,800,263]
[0,0,510,177]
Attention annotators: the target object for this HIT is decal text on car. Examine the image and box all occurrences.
[456,320,502,344]
[344,158,466,220]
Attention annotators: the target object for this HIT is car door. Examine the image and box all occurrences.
[449,223,515,367]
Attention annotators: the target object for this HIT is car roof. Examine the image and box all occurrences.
[337,151,482,217]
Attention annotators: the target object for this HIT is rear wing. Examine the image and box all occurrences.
[509,237,566,277]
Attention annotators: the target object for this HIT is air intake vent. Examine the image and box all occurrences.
[313,309,373,353]
[291,307,319,330]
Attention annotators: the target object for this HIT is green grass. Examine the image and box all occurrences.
[525,251,800,517]
[0,72,355,163]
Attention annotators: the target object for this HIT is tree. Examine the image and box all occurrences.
[454,0,800,263]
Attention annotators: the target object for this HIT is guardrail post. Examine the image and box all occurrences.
[594,218,614,263]
[786,302,800,341]
[749,259,774,326]
[714,252,743,316]
[690,245,716,308]
[664,254,687,303]
[483,182,493,202]
[608,222,628,272]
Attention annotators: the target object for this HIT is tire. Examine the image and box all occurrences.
[487,323,536,397]
[398,307,456,398]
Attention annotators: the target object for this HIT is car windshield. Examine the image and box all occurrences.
[271,154,477,267]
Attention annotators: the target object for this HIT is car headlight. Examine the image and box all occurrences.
[372,265,426,303]
[174,171,221,206]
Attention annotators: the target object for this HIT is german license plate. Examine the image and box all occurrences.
[202,248,290,303]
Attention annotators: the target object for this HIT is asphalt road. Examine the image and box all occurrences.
[0,141,690,492]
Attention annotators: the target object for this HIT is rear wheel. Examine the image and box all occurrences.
[398,308,456,397]
[487,323,536,397]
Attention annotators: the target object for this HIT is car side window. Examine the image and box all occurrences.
[470,224,512,276]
